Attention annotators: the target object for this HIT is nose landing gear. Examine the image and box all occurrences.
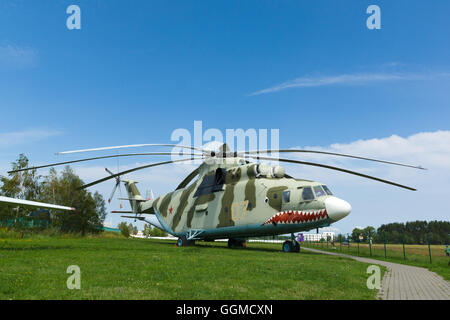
[282,233,300,252]
[228,238,247,248]
[282,240,300,252]
[177,235,195,247]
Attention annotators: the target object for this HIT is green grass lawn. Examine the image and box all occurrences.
[0,237,383,300]
[302,241,450,280]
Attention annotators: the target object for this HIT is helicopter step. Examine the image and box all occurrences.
[228,238,247,249]
[282,240,300,253]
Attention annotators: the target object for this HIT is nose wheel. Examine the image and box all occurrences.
[177,235,195,247]
[282,240,300,253]
[228,238,246,248]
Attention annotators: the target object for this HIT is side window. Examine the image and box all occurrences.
[282,190,290,203]
[313,186,326,198]
[302,187,315,201]
[193,168,227,197]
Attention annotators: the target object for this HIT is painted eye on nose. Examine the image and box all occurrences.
[264,197,269,203]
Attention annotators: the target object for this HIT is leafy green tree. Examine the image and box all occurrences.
[39,166,105,235]
[0,154,42,219]
[143,224,151,237]
[118,222,130,238]
[127,223,138,235]
[0,155,107,235]
[351,228,364,242]
[364,226,376,241]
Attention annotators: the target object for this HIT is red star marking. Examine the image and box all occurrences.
[169,207,173,214]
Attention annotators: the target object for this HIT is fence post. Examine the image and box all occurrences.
[402,231,406,261]
[357,240,360,256]
[369,230,372,257]
[427,231,432,264]
[384,231,387,259]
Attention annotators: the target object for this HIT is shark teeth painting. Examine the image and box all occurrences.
[262,210,329,226]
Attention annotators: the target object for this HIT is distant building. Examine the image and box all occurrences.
[303,231,335,242]
[131,230,145,238]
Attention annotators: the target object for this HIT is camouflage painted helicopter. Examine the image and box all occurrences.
[10,143,424,252]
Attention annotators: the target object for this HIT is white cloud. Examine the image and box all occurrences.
[297,130,450,170]
[281,130,450,233]
[249,72,450,96]
[0,129,62,148]
[0,44,37,67]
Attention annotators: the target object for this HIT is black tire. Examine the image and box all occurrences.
[177,235,195,247]
[228,238,246,248]
[282,241,293,253]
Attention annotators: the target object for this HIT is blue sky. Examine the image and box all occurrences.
[1,1,449,233]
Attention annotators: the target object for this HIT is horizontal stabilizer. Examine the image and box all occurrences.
[117,197,147,202]
[121,215,146,221]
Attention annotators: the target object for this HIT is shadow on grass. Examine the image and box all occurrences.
[159,239,322,256]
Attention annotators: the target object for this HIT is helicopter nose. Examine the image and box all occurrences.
[325,196,351,222]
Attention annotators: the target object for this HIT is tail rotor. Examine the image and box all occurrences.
[105,167,123,209]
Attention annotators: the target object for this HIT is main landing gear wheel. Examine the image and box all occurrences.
[282,240,300,253]
[177,235,195,247]
[228,238,246,248]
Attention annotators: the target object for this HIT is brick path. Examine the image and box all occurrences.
[302,247,450,300]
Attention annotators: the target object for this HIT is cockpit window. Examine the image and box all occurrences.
[302,187,315,201]
[313,186,326,198]
[282,190,290,203]
[322,185,333,196]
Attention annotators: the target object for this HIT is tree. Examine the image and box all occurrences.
[363,226,376,241]
[127,223,138,235]
[336,234,345,243]
[0,154,42,219]
[351,228,364,242]
[39,166,105,235]
[118,222,130,238]
[143,224,151,237]
[0,155,107,235]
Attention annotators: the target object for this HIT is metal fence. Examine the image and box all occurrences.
[301,234,449,267]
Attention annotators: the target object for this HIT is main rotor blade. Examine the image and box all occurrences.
[0,196,75,211]
[108,181,119,204]
[242,149,426,170]
[175,167,200,190]
[57,144,205,155]
[247,155,417,191]
[81,157,203,189]
[8,152,203,174]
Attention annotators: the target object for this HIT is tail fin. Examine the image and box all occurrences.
[123,180,144,213]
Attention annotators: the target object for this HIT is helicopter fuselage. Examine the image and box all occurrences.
[139,157,351,240]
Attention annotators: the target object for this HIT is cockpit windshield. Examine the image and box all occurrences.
[322,185,333,196]
[302,187,315,201]
[313,185,326,198]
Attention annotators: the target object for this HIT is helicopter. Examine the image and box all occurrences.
[10,143,425,252]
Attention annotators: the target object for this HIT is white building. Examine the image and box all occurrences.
[131,230,145,238]
[302,231,335,242]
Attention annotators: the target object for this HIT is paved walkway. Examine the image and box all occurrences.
[302,247,450,300]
